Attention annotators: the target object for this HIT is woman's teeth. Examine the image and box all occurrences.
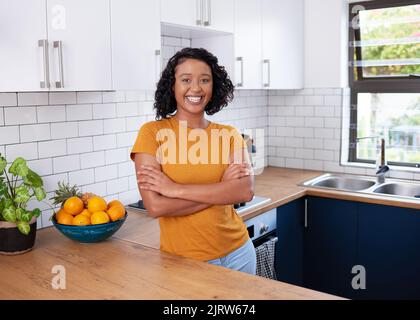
[186,96,202,104]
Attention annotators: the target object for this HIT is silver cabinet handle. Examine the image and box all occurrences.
[204,0,211,26]
[263,59,270,88]
[304,198,308,228]
[196,0,203,25]
[38,39,50,89]
[236,57,244,87]
[53,40,64,88]
[155,49,161,86]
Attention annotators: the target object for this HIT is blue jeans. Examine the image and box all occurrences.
[206,238,256,275]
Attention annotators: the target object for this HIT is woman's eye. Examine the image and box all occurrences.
[201,79,210,83]
[182,79,191,83]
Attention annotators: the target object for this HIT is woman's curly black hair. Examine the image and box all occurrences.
[154,47,234,120]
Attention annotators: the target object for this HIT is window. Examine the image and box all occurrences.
[349,0,420,167]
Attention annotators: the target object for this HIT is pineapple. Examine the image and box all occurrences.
[50,181,82,208]
[81,192,97,207]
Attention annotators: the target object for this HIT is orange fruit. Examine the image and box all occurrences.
[63,196,84,216]
[90,211,110,225]
[72,214,91,226]
[55,208,68,221]
[56,211,74,225]
[80,208,91,218]
[87,196,107,213]
[107,205,125,222]
[107,200,124,210]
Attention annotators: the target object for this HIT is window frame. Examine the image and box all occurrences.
[348,0,420,168]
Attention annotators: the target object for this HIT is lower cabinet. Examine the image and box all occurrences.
[276,196,420,299]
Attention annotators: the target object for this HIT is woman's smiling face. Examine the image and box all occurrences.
[173,58,213,117]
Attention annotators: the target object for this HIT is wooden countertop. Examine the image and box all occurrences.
[0,226,340,300]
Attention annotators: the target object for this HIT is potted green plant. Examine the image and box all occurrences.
[0,153,46,255]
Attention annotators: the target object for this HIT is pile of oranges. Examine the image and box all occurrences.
[55,196,125,226]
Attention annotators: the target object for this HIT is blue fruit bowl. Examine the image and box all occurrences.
[52,213,127,243]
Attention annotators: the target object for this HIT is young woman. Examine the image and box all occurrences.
[130,48,256,275]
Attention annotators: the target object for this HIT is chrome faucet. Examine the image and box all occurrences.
[356,136,390,183]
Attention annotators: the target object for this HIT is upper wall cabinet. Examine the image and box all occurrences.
[47,0,112,91]
[261,0,303,89]
[0,0,112,92]
[0,0,48,92]
[160,0,234,33]
[111,0,161,90]
[234,0,303,90]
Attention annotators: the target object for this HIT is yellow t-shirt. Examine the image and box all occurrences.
[130,117,250,261]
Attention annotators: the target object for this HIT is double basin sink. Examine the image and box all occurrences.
[302,173,420,200]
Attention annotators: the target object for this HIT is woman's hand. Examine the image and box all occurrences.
[221,163,252,182]
[137,165,180,198]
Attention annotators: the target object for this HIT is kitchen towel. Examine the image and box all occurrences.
[255,237,277,280]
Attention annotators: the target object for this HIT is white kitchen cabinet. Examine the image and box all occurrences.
[233,0,262,89]
[160,0,200,28]
[111,0,161,90]
[46,0,112,91]
[161,0,234,33]
[262,0,303,89]
[0,0,49,92]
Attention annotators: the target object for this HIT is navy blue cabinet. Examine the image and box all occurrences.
[304,197,358,298]
[276,198,305,286]
[275,196,420,299]
[358,202,420,299]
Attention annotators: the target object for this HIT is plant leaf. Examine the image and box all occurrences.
[0,177,7,197]
[34,187,46,201]
[15,185,30,203]
[8,157,29,177]
[32,208,41,218]
[24,169,43,187]
[15,207,25,220]
[20,210,32,223]
[0,155,6,173]
[17,221,30,235]
[3,206,16,223]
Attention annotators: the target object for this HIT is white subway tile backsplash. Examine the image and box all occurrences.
[118,161,135,178]
[285,137,303,148]
[27,158,53,176]
[102,91,125,103]
[77,92,102,104]
[314,128,334,139]
[69,168,95,186]
[4,107,37,125]
[119,189,140,205]
[125,91,146,102]
[105,148,127,165]
[117,132,137,148]
[304,96,324,106]
[93,103,116,119]
[295,148,314,160]
[0,93,17,106]
[315,106,335,117]
[79,120,104,136]
[40,173,68,193]
[49,92,77,105]
[304,138,323,149]
[67,137,93,154]
[93,134,117,151]
[20,124,51,143]
[18,93,48,106]
[0,126,19,145]
[314,150,334,161]
[138,101,154,116]
[6,142,38,160]
[106,177,129,195]
[324,95,342,106]
[116,102,138,117]
[38,139,67,158]
[294,127,314,138]
[304,117,324,128]
[94,164,118,182]
[295,106,314,117]
[41,210,53,228]
[268,157,285,167]
[81,182,107,196]
[51,122,78,139]
[37,105,66,123]
[53,155,80,173]
[66,104,93,121]
[126,116,147,132]
[103,118,126,134]
[0,107,3,125]
[80,151,105,169]
[285,158,303,169]
[304,159,323,171]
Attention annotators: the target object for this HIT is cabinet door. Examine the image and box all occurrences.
[261,0,303,89]
[46,0,112,91]
[276,198,305,286]
[304,197,358,298]
[204,0,234,33]
[111,0,161,90]
[233,0,262,89]
[161,0,200,27]
[0,0,48,92]
[358,203,420,299]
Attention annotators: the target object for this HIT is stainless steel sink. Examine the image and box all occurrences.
[373,183,420,198]
[301,173,420,201]
[302,174,376,191]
